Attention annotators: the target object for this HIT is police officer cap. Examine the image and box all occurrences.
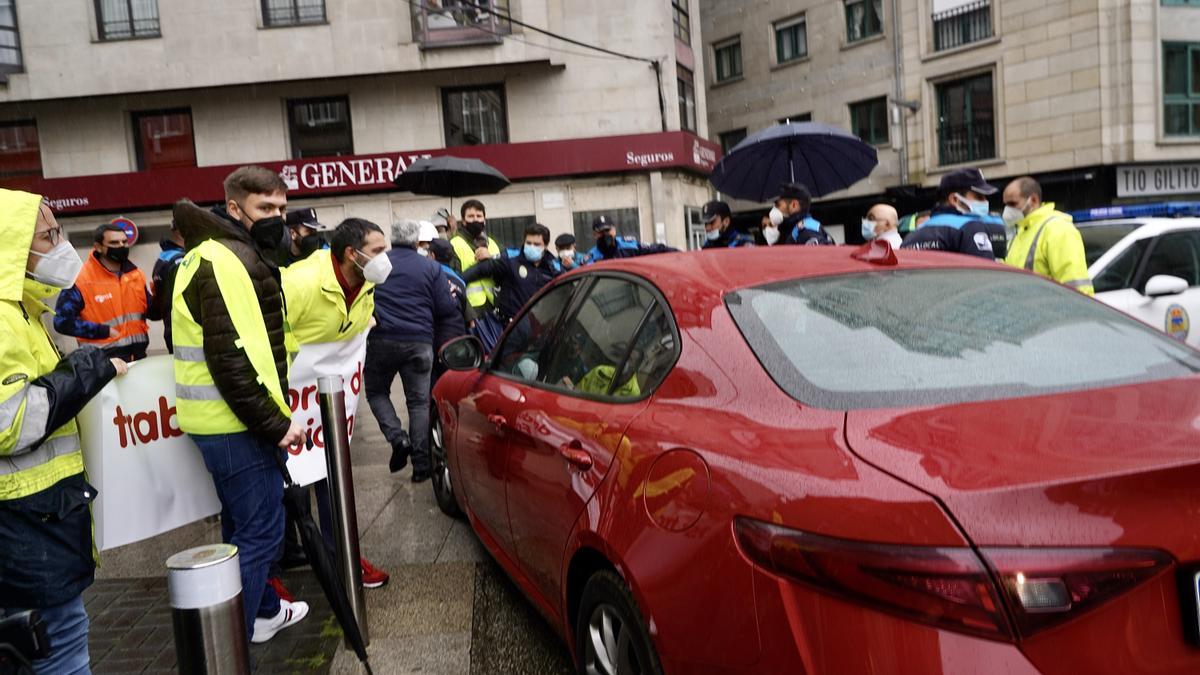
[555,233,576,249]
[701,200,731,223]
[592,215,616,231]
[774,182,812,203]
[285,208,329,231]
[428,238,454,265]
[938,168,997,197]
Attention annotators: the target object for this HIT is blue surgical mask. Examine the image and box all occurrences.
[523,244,544,262]
[861,219,875,241]
[705,229,721,241]
[959,194,990,217]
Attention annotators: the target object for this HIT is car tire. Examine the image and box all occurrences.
[575,570,663,675]
[430,415,459,517]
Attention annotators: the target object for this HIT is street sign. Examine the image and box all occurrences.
[110,216,139,245]
[1116,163,1200,198]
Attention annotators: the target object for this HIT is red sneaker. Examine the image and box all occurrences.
[360,557,389,589]
[267,576,295,603]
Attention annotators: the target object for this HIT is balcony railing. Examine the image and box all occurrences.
[932,0,991,52]
[412,0,510,48]
[937,121,995,166]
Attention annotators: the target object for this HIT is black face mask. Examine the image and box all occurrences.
[296,232,324,258]
[598,233,617,254]
[103,247,130,264]
[250,216,286,252]
[462,221,486,240]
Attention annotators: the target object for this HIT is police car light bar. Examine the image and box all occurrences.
[1070,202,1200,223]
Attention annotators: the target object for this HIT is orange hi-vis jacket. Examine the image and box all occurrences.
[72,253,150,353]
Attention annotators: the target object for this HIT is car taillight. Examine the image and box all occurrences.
[733,517,1173,642]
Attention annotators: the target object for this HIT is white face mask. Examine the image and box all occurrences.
[417,247,430,257]
[763,226,781,246]
[28,239,84,289]
[705,228,721,242]
[356,250,392,284]
[1002,200,1029,228]
[768,207,785,227]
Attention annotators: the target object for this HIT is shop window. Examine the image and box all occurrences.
[0,120,40,177]
[932,1,991,52]
[412,0,510,47]
[1163,42,1200,137]
[96,0,160,40]
[779,112,812,124]
[936,72,995,165]
[850,97,889,145]
[719,128,746,155]
[672,0,690,43]
[714,37,742,83]
[845,0,882,43]
[0,0,20,73]
[132,109,196,170]
[572,208,641,248]
[774,15,807,64]
[486,215,536,251]
[443,85,508,146]
[287,96,354,159]
[677,67,696,132]
[263,0,325,27]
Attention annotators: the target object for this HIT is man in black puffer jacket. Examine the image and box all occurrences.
[171,166,309,645]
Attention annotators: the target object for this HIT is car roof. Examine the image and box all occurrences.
[570,247,1018,325]
[1077,217,1200,239]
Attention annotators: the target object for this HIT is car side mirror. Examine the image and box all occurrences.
[440,335,484,371]
[1143,275,1189,298]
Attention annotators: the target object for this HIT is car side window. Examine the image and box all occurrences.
[610,303,677,396]
[1139,231,1200,292]
[491,280,579,382]
[541,278,660,399]
[1093,239,1149,293]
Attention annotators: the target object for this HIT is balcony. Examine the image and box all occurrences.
[411,0,511,48]
[932,1,991,52]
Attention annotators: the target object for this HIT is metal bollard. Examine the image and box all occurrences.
[317,374,369,648]
[166,544,250,675]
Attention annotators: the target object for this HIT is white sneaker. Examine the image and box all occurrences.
[251,599,309,644]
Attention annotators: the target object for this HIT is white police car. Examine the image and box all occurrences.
[1076,203,1200,346]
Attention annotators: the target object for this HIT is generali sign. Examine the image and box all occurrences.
[3,131,721,215]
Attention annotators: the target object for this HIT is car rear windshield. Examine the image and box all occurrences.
[1079,223,1140,267]
[726,269,1200,409]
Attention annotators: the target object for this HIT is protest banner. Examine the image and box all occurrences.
[284,335,367,486]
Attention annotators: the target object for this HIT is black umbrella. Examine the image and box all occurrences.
[271,455,374,675]
[393,155,510,198]
[710,122,878,202]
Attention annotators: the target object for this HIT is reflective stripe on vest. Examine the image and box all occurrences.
[1023,217,1061,271]
[451,236,500,308]
[172,240,289,435]
[0,429,82,499]
[75,255,149,348]
[921,213,975,230]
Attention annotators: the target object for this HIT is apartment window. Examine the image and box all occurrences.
[850,97,889,145]
[774,16,807,64]
[936,73,995,165]
[0,120,39,177]
[672,0,690,43]
[0,0,19,74]
[132,109,196,171]
[1163,42,1200,137]
[932,1,992,52]
[412,0,510,47]
[287,96,353,158]
[778,113,813,124]
[845,0,883,43]
[487,215,536,250]
[719,128,747,155]
[677,67,697,132]
[572,208,640,247]
[1162,0,1200,5]
[262,0,326,27]
[713,38,742,83]
[96,0,160,40]
[443,85,508,146]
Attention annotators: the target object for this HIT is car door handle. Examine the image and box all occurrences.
[558,441,593,471]
[488,414,507,430]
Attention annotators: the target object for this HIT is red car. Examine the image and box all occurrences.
[431,244,1200,674]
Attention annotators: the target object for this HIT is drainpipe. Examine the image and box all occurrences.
[891,0,909,186]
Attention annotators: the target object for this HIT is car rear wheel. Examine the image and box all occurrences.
[430,416,459,517]
[576,570,662,675]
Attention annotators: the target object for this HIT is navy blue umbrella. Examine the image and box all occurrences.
[710,122,878,202]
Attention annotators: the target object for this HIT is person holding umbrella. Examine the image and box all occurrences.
[770,183,834,246]
[449,200,505,350]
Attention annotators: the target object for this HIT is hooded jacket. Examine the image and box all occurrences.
[172,202,291,444]
[0,189,117,608]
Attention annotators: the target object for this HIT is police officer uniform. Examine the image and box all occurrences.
[901,168,1007,261]
[586,215,676,261]
[700,200,755,249]
[775,183,835,246]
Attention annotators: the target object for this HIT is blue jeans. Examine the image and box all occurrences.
[14,595,91,674]
[190,431,284,641]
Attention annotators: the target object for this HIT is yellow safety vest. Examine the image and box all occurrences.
[0,189,84,500]
[451,235,500,309]
[171,240,290,435]
[281,249,375,345]
[1003,203,1094,295]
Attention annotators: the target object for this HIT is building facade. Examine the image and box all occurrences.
[0,0,719,264]
[701,0,1200,239]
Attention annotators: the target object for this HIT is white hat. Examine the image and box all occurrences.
[418,220,438,243]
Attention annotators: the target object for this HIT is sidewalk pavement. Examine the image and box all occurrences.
[85,386,573,674]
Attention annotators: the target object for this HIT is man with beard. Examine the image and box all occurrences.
[449,199,505,350]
